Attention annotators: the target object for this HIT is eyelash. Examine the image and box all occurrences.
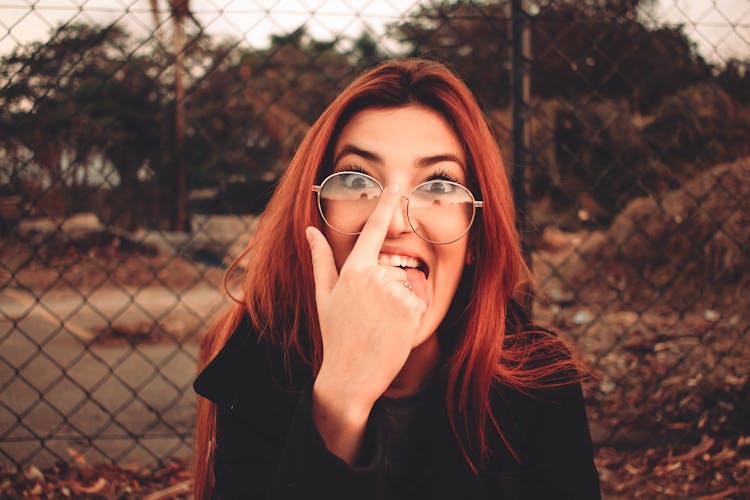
[334,164,369,176]
[426,168,460,184]
[334,165,461,185]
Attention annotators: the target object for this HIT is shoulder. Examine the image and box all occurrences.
[194,313,258,402]
[489,322,591,453]
[497,387,600,497]
[487,365,599,497]
[193,312,308,406]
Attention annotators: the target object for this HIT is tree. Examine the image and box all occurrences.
[530,1,710,111]
[391,0,729,226]
[716,58,750,105]
[0,23,167,227]
[184,25,363,182]
[394,1,512,108]
[393,0,709,111]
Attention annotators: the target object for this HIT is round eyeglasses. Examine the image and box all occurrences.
[312,171,483,244]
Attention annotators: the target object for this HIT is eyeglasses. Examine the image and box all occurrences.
[312,171,483,244]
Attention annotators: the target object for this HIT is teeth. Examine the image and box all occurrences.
[378,254,419,269]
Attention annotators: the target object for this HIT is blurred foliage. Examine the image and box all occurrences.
[394,0,749,226]
[0,22,387,227]
[395,0,513,108]
[0,0,748,229]
[392,0,716,112]
[0,24,167,227]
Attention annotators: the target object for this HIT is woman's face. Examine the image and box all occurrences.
[324,104,471,350]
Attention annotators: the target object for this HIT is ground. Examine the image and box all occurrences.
[0,459,191,499]
[1,245,747,498]
[2,437,749,498]
[1,163,749,497]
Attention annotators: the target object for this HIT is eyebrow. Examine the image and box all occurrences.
[334,144,466,171]
[334,145,381,165]
[416,154,465,170]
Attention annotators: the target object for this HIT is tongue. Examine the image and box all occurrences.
[404,267,429,305]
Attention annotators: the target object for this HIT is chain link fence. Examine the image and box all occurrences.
[1,0,749,496]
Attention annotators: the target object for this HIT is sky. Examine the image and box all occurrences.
[0,0,748,63]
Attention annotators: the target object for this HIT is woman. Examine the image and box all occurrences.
[193,59,600,499]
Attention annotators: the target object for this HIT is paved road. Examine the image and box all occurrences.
[0,285,229,468]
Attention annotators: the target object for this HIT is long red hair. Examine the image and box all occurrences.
[194,59,580,498]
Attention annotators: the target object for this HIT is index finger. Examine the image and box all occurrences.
[349,183,402,261]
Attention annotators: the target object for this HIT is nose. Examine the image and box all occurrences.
[385,194,412,238]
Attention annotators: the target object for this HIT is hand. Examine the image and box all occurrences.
[306,183,427,435]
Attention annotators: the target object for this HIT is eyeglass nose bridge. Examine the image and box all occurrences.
[392,193,412,228]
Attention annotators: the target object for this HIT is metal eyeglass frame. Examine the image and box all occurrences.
[311,171,483,244]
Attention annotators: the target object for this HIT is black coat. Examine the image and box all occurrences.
[194,315,601,499]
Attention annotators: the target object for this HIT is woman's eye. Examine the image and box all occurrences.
[422,180,456,194]
[341,173,376,190]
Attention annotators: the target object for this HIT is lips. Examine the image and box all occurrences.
[378,252,430,305]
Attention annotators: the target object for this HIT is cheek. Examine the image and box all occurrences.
[432,246,469,305]
[441,245,469,280]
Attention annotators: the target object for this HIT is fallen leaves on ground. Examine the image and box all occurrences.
[2,437,749,499]
[0,459,191,499]
[598,434,750,499]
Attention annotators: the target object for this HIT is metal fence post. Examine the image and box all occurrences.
[510,0,532,314]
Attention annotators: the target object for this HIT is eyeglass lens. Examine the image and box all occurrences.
[318,172,476,244]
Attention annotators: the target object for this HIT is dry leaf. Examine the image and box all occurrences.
[671,435,715,462]
[23,465,44,483]
[625,463,643,475]
[710,447,736,462]
[66,448,87,466]
[76,477,107,494]
[143,480,192,500]
[664,462,682,473]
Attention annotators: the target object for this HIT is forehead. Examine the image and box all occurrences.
[333,105,465,162]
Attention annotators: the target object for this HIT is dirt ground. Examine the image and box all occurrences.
[0,459,192,499]
[0,238,226,298]
[1,248,747,498]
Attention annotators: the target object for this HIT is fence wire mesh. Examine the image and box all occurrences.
[1,0,749,497]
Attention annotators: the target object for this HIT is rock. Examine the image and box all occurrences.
[703,309,721,322]
[61,213,104,235]
[135,215,257,265]
[578,230,608,256]
[539,227,579,252]
[600,380,617,394]
[572,309,594,325]
[559,158,750,306]
[18,212,103,238]
[547,287,575,305]
[14,212,157,258]
[611,159,749,276]
[23,465,44,482]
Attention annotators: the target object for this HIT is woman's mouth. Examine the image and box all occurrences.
[378,252,430,305]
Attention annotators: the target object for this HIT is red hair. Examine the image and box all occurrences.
[194,59,581,498]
